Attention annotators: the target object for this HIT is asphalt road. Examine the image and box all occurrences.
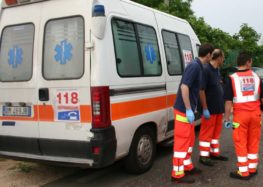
[43,125,263,187]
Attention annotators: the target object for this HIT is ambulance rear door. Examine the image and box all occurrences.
[0,4,41,155]
[37,0,92,161]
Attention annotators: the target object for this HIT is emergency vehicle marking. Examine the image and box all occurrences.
[182,50,193,66]
[8,46,23,68]
[0,94,177,122]
[54,39,73,65]
[144,43,156,64]
[240,76,255,92]
[55,90,80,121]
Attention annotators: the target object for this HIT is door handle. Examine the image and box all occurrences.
[39,88,49,101]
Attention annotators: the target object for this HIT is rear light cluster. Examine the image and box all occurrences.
[4,0,46,6]
[91,86,111,129]
[5,0,17,5]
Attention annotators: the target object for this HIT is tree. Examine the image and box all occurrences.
[133,0,161,8]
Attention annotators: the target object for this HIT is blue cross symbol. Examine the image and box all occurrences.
[8,46,23,69]
[144,43,156,64]
[54,40,73,65]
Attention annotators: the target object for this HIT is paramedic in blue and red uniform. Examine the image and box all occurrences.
[199,49,228,166]
[171,43,214,184]
[224,51,263,180]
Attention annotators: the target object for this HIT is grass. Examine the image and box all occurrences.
[9,162,34,173]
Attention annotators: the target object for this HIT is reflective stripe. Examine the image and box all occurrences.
[239,166,248,172]
[184,159,192,166]
[174,152,187,158]
[176,114,189,123]
[173,165,184,172]
[175,171,184,175]
[188,147,193,153]
[232,122,240,129]
[238,156,247,163]
[211,139,219,144]
[249,163,258,169]
[233,95,259,103]
[248,154,258,159]
[200,151,209,156]
[199,141,210,147]
[211,148,219,153]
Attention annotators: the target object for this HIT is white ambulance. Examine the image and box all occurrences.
[0,0,200,173]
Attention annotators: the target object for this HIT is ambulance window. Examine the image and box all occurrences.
[177,34,193,67]
[0,24,34,82]
[162,30,183,75]
[112,19,141,76]
[43,16,84,80]
[137,24,162,76]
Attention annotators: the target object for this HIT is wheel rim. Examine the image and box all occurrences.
[137,134,153,166]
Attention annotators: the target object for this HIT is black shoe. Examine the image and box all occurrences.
[229,171,250,180]
[171,175,195,184]
[185,167,202,175]
[210,155,229,161]
[249,171,258,178]
[199,156,215,166]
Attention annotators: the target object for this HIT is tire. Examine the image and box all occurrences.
[123,126,156,174]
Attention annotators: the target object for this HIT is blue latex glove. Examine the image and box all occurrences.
[224,121,233,129]
[203,109,210,119]
[186,109,195,124]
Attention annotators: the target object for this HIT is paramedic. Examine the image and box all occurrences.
[171,43,214,184]
[199,49,228,166]
[224,51,263,180]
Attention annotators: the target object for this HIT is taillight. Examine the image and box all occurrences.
[91,86,111,128]
[5,0,17,5]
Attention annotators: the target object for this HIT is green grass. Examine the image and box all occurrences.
[9,162,33,173]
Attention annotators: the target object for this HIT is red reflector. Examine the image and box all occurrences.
[91,86,111,129]
[92,146,101,154]
[5,0,17,5]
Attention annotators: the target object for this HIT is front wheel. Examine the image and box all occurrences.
[123,127,156,174]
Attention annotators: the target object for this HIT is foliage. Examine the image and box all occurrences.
[133,0,263,67]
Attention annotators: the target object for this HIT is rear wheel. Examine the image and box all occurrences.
[123,127,156,174]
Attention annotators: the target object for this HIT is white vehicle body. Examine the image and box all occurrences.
[0,0,200,173]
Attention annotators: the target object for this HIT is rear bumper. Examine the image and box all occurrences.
[0,126,117,168]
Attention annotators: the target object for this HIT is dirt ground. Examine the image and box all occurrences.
[0,157,77,187]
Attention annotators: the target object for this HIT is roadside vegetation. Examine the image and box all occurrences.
[134,0,263,67]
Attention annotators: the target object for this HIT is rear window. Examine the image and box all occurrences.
[43,16,84,80]
[0,23,34,82]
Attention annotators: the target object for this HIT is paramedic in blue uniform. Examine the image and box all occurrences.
[171,43,214,184]
[198,49,228,166]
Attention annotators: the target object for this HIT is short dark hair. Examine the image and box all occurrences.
[198,43,214,57]
[211,49,224,60]
[236,51,252,66]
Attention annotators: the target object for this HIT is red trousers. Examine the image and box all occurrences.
[199,114,223,157]
[172,110,195,179]
[232,110,261,176]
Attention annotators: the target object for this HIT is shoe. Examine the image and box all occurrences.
[249,171,258,178]
[210,155,228,161]
[171,175,195,184]
[199,156,215,166]
[229,171,250,180]
[185,167,202,175]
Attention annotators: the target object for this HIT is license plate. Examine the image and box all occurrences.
[3,106,31,117]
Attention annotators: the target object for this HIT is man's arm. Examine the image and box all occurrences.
[181,83,191,109]
[199,90,208,110]
[224,100,233,121]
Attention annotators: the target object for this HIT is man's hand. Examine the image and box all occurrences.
[186,109,195,124]
[203,109,210,119]
[224,121,233,129]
